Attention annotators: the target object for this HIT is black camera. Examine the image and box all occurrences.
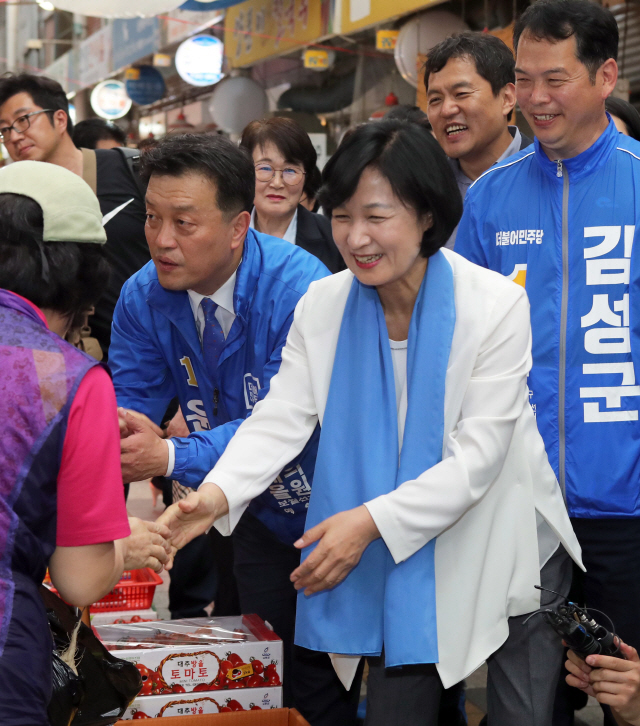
[526,586,624,661]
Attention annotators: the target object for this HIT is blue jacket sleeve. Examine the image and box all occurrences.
[453,190,489,268]
[170,310,298,489]
[109,280,177,425]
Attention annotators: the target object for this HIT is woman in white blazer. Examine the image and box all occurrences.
[160,120,582,726]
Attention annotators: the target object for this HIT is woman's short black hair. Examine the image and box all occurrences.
[513,0,618,82]
[606,97,640,142]
[240,117,318,198]
[140,133,255,218]
[0,193,110,317]
[318,119,462,258]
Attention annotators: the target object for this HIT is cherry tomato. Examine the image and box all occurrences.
[251,659,264,675]
[226,700,244,712]
[172,685,186,693]
[219,707,232,712]
[265,662,278,676]
[135,664,153,682]
[132,712,150,719]
[247,675,264,688]
[228,653,244,667]
[251,705,262,710]
[219,659,232,674]
[207,679,223,690]
[193,683,212,692]
[267,673,281,686]
[131,615,142,622]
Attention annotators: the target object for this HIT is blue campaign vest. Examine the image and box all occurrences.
[456,118,640,518]
[111,229,329,544]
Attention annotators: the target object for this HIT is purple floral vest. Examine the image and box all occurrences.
[0,289,97,658]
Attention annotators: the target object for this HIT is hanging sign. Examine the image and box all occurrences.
[338,0,444,34]
[376,30,399,50]
[90,79,132,120]
[175,34,224,86]
[125,65,166,105]
[303,49,329,69]
[153,53,172,67]
[225,0,327,69]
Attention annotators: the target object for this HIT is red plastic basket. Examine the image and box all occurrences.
[46,568,163,612]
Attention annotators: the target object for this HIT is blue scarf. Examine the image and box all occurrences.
[294,251,455,667]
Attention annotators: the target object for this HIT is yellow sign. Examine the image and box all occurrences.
[376,29,399,50]
[341,0,445,34]
[303,48,329,68]
[225,0,328,68]
[125,68,141,80]
[153,53,172,67]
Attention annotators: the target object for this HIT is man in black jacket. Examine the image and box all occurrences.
[425,32,532,249]
[0,73,149,360]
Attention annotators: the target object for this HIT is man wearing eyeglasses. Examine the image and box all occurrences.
[0,73,150,361]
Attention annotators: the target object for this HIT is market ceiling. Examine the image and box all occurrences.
[0,0,248,15]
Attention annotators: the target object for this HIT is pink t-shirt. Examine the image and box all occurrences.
[56,365,130,546]
[9,291,130,546]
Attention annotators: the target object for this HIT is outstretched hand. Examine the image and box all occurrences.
[566,642,640,726]
[121,517,173,573]
[119,409,169,483]
[156,482,230,565]
[290,505,380,596]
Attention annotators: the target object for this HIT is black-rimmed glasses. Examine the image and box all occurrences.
[254,163,306,186]
[0,109,53,142]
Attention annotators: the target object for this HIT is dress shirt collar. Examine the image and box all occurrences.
[249,207,298,245]
[187,267,237,318]
[451,125,523,189]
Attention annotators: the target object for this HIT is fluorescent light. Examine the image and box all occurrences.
[38,1,55,10]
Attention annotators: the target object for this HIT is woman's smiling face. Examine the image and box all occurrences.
[331,166,432,290]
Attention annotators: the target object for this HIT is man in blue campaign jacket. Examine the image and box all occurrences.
[455,2,640,723]
[109,135,357,726]
[112,230,323,543]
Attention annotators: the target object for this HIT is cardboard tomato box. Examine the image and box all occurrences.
[118,707,310,725]
[95,615,282,695]
[91,608,158,626]
[122,687,283,719]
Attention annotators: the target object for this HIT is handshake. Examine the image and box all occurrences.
[118,408,230,575]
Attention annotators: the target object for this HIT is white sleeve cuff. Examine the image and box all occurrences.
[364,496,425,565]
[202,471,251,537]
[165,438,175,478]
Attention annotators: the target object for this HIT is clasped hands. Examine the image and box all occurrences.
[566,641,640,726]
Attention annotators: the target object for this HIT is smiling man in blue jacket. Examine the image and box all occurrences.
[455,2,640,723]
[108,134,356,725]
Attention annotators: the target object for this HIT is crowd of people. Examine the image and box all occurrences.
[2,1,640,725]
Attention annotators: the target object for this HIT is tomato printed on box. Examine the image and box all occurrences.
[94,614,283,695]
[123,686,283,719]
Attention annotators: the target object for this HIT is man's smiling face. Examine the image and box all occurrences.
[427,55,514,162]
[515,32,617,160]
